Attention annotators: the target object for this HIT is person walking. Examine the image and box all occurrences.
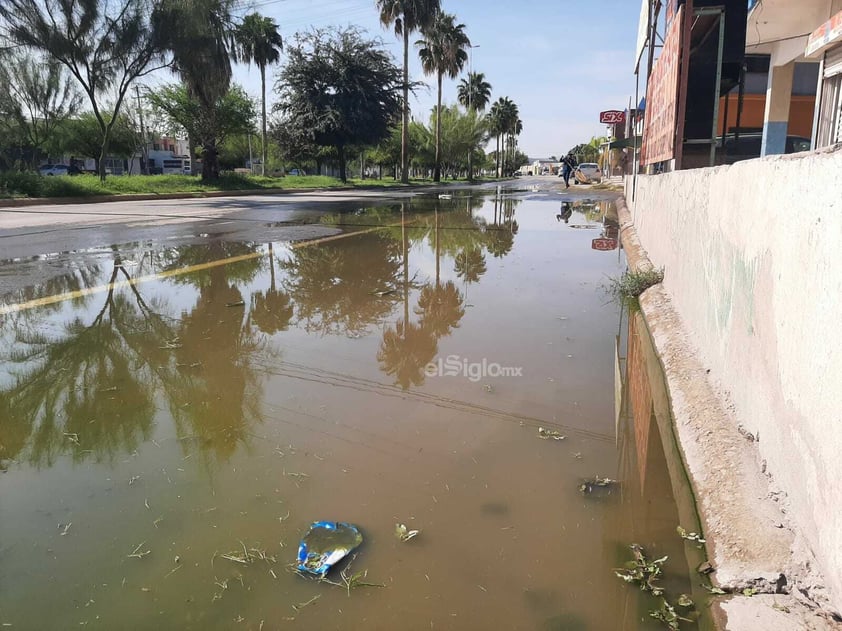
[561,153,577,188]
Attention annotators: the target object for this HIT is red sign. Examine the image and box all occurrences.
[591,238,618,251]
[600,110,626,124]
[641,5,684,165]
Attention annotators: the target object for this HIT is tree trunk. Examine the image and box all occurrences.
[337,144,347,183]
[434,72,442,183]
[495,134,500,177]
[202,139,219,181]
[401,26,410,184]
[260,64,267,177]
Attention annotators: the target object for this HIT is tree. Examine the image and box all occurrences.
[456,71,491,180]
[274,27,402,183]
[53,113,138,169]
[153,0,238,180]
[416,12,470,183]
[0,0,162,180]
[376,0,441,183]
[457,71,492,113]
[0,50,82,168]
[147,84,256,169]
[235,13,283,176]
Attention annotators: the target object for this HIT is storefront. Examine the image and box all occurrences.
[807,10,842,148]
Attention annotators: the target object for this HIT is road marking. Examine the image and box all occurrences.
[0,223,401,316]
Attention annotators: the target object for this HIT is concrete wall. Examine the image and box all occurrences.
[625,145,842,609]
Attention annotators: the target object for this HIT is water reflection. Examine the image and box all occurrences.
[0,245,272,468]
[0,191,524,465]
[613,305,710,629]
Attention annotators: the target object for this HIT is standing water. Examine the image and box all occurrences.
[0,186,709,629]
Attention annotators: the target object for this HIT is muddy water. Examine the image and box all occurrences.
[0,188,707,630]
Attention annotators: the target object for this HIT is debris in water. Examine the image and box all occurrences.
[226,301,245,307]
[537,427,565,441]
[297,521,363,576]
[696,561,715,575]
[676,525,706,545]
[578,476,618,494]
[649,598,693,630]
[370,289,396,297]
[395,523,420,542]
[614,543,667,596]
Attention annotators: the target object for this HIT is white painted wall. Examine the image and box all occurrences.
[625,145,842,610]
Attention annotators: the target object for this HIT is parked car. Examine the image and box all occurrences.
[39,164,82,176]
[719,133,811,164]
[574,163,601,183]
[288,168,306,176]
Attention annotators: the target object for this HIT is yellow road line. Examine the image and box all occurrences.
[0,222,406,316]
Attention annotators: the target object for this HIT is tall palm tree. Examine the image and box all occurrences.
[457,71,491,181]
[457,71,491,112]
[377,0,441,184]
[489,97,517,176]
[236,13,282,177]
[416,11,470,182]
[154,0,238,181]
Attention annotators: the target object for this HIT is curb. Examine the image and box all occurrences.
[616,196,841,630]
[0,178,514,209]
[0,186,356,209]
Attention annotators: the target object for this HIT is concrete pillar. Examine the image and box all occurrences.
[761,61,795,156]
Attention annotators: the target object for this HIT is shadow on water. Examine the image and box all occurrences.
[0,186,709,629]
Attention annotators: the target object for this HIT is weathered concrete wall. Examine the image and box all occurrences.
[625,145,842,611]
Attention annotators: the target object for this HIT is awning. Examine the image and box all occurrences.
[608,136,643,149]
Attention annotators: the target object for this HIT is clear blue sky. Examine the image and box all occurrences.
[230,0,642,158]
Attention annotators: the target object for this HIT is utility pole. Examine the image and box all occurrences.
[135,85,149,175]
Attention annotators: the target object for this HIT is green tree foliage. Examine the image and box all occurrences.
[456,70,491,180]
[376,0,441,183]
[457,71,491,112]
[0,0,161,180]
[0,50,83,168]
[416,11,470,182]
[52,113,139,167]
[488,97,521,175]
[235,12,283,176]
[147,84,256,170]
[153,0,238,180]
[274,27,403,183]
[419,105,487,178]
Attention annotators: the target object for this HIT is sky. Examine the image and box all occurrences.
[226,0,643,159]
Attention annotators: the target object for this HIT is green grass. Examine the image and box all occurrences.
[606,268,665,301]
[1,171,511,200]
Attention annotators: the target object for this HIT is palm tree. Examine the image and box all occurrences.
[457,71,491,112]
[377,0,441,184]
[417,12,470,182]
[153,0,238,181]
[236,13,282,177]
[457,71,491,181]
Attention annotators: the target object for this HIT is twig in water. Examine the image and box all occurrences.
[128,542,151,559]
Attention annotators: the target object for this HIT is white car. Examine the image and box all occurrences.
[574,163,601,183]
[39,164,74,176]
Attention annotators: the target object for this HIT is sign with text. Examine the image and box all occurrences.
[641,5,684,166]
[600,110,626,125]
[591,238,618,251]
[806,10,842,58]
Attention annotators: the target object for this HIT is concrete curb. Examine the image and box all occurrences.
[0,178,515,209]
[616,196,842,630]
[0,186,357,208]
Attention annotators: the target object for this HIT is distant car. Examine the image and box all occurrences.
[574,163,601,183]
[288,168,306,176]
[39,164,82,176]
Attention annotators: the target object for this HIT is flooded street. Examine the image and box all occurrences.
[0,185,708,630]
